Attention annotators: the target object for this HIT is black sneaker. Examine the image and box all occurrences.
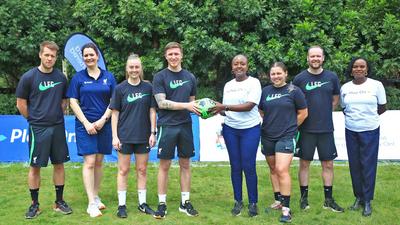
[349,198,364,211]
[248,203,258,217]
[300,196,310,210]
[53,200,73,214]
[138,203,155,215]
[153,202,167,219]
[280,211,292,223]
[179,200,199,217]
[25,203,41,219]
[362,201,372,217]
[323,198,344,212]
[231,201,243,216]
[117,205,127,218]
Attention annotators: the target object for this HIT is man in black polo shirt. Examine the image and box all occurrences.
[16,41,72,219]
[293,46,344,213]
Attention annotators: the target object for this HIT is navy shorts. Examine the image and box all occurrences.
[75,120,112,156]
[28,123,70,167]
[119,143,150,155]
[261,136,296,156]
[156,123,195,160]
[297,131,337,161]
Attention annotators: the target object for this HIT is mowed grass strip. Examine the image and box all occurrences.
[0,162,399,225]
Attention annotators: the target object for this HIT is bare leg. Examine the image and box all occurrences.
[117,153,131,191]
[93,154,104,197]
[157,159,171,195]
[135,153,149,190]
[179,158,191,192]
[53,164,65,186]
[266,155,280,193]
[82,154,96,203]
[298,159,311,186]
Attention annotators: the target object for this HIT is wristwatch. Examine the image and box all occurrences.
[224,105,230,111]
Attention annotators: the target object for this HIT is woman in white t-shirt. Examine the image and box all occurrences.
[340,57,386,217]
[213,54,262,217]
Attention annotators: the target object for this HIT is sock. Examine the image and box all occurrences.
[324,186,333,199]
[118,190,127,206]
[138,189,146,205]
[282,206,290,216]
[281,195,291,208]
[158,194,166,204]
[300,186,308,198]
[181,192,190,205]
[274,192,282,202]
[30,188,39,205]
[55,185,64,202]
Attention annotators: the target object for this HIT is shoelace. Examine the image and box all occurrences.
[185,202,194,210]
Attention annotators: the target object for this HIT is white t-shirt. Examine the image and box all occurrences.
[223,76,262,129]
[340,78,386,132]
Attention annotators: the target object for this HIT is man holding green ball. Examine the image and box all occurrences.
[152,42,201,219]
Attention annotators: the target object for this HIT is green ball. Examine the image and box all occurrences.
[195,98,216,119]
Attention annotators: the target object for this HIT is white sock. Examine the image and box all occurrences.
[158,194,166,204]
[138,189,146,205]
[181,192,190,205]
[282,206,290,215]
[118,190,127,206]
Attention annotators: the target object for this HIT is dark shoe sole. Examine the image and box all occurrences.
[117,214,127,218]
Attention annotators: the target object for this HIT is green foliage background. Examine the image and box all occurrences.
[1,0,400,113]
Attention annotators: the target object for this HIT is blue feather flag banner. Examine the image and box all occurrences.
[64,33,107,71]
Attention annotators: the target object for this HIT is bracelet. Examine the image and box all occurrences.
[151,131,157,135]
[224,105,230,111]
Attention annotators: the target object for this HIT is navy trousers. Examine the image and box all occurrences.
[222,124,260,204]
[345,127,380,201]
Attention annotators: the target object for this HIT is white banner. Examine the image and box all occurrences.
[199,115,265,162]
[199,111,400,162]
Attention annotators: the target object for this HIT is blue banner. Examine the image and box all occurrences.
[64,33,107,71]
[0,115,200,163]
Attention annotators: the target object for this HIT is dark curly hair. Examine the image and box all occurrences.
[344,57,373,80]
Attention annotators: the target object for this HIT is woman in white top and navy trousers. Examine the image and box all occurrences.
[340,57,386,217]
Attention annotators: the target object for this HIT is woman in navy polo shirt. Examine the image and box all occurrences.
[67,43,116,217]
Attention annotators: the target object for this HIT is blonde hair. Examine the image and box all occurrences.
[125,53,144,80]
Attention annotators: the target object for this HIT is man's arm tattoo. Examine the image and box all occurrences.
[155,93,174,110]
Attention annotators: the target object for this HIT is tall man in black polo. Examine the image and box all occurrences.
[16,41,72,219]
[152,42,200,219]
[293,46,344,212]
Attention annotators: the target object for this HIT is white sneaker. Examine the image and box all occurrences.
[94,196,106,210]
[87,202,102,217]
[270,200,282,210]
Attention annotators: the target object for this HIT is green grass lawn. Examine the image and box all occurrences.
[0,161,399,225]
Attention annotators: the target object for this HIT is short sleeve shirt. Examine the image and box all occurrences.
[152,68,197,126]
[340,78,386,132]
[293,70,340,133]
[223,76,262,129]
[67,69,116,122]
[110,80,156,143]
[16,67,67,126]
[259,84,307,140]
